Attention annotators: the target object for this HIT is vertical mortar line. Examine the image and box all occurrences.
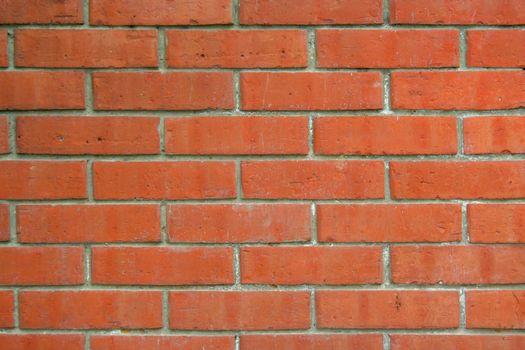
[9,204,16,244]
[234,70,241,113]
[13,288,19,329]
[234,245,241,287]
[162,290,169,332]
[381,71,392,115]
[235,335,240,350]
[382,245,391,287]
[232,0,240,26]
[160,204,168,243]
[83,0,90,26]
[461,202,468,243]
[382,0,391,27]
[7,28,14,70]
[309,289,316,330]
[459,288,466,329]
[307,29,316,70]
[85,70,94,113]
[9,113,16,157]
[310,203,317,244]
[383,333,391,350]
[459,30,467,69]
[85,334,90,350]
[457,113,464,156]
[158,29,167,71]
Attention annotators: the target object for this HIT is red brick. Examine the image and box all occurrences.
[314,116,457,155]
[168,204,311,243]
[391,71,525,110]
[464,116,525,154]
[0,335,84,350]
[468,30,525,68]
[0,0,83,24]
[165,116,308,155]
[0,161,86,200]
[317,204,462,243]
[16,116,160,155]
[0,204,8,242]
[167,30,307,68]
[316,291,459,329]
[390,161,525,199]
[0,247,83,285]
[391,335,525,350]
[16,29,157,68]
[19,291,162,329]
[169,291,310,330]
[467,291,525,329]
[0,291,13,328]
[242,160,384,199]
[92,247,234,285]
[0,116,9,154]
[392,246,525,285]
[469,204,525,243]
[91,336,235,350]
[0,31,6,67]
[391,0,525,24]
[93,161,236,200]
[240,334,383,350]
[240,0,382,24]
[318,30,459,68]
[93,72,233,111]
[17,205,160,243]
[90,0,231,25]
[241,246,382,285]
[0,72,84,110]
[241,72,382,111]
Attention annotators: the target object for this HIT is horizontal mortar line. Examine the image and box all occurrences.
[5,154,525,161]
[6,284,525,291]
[1,67,523,72]
[8,242,525,247]
[1,24,525,30]
[3,109,525,115]
[2,328,525,336]
[5,110,525,118]
[5,198,525,205]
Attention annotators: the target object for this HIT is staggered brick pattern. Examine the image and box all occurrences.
[0,0,524,349]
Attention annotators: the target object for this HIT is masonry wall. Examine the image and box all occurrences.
[0,0,525,349]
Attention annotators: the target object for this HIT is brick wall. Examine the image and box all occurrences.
[0,0,525,349]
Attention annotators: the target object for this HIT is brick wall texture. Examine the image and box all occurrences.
[0,0,525,349]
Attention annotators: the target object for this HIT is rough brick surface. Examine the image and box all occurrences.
[463,116,525,154]
[242,160,384,199]
[169,291,310,330]
[467,291,525,329]
[241,72,383,110]
[0,0,83,24]
[17,116,160,155]
[17,205,161,243]
[167,30,307,68]
[314,116,457,155]
[1,0,523,345]
[317,204,462,242]
[0,72,84,110]
[92,247,234,285]
[0,247,84,285]
[19,291,163,329]
[317,30,459,68]
[168,204,311,243]
[241,246,383,285]
[316,291,459,329]
[16,30,158,68]
[165,116,308,155]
